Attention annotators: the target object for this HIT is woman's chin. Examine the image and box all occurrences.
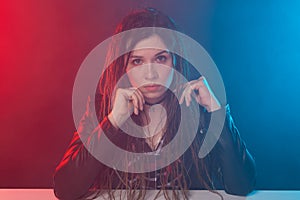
[144,93,167,105]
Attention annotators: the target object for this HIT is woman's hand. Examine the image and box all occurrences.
[179,76,221,112]
[108,88,145,129]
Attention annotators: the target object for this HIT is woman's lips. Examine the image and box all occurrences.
[143,84,161,92]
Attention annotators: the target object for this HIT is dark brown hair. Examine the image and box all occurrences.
[92,8,222,200]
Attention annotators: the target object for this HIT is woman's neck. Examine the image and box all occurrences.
[142,102,167,151]
[144,91,168,106]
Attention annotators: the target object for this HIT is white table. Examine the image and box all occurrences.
[0,189,299,200]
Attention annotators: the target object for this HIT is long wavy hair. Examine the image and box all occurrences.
[90,8,222,200]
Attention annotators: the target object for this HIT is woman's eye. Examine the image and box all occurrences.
[132,59,143,65]
[156,55,167,63]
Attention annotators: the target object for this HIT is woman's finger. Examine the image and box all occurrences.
[134,89,145,111]
[129,92,140,115]
[185,85,193,106]
[180,77,206,106]
[185,92,189,107]
[179,77,207,106]
[179,83,193,106]
[179,85,187,104]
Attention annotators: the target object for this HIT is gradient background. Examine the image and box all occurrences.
[1,0,299,189]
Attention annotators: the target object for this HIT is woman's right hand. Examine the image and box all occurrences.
[108,87,145,129]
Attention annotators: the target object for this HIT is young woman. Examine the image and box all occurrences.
[54,8,256,200]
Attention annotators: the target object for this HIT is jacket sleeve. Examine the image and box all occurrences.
[204,105,256,196]
[53,96,121,200]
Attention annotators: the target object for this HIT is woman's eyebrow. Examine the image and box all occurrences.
[129,55,143,59]
[155,50,170,56]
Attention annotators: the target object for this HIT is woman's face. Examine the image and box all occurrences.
[126,34,174,104]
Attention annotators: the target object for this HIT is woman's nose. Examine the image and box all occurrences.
[144,63,158,80]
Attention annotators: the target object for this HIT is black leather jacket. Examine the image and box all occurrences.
[53,97,256,200]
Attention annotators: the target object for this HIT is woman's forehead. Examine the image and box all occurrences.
[132,34,168,51]
[130,48,169,57]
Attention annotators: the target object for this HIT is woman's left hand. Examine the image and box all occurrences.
[179,76,221,112]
